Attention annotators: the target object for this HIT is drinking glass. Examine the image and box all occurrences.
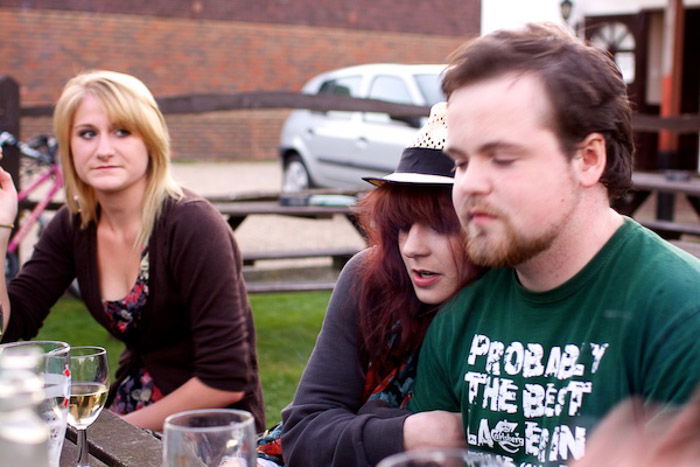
[67,346,109,467]
[0,340,70,467]
[163,408,256,467]
[377,449,505,467]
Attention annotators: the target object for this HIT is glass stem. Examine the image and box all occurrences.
[76,428,90,467]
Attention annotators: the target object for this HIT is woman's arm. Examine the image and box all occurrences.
[121,376,244,431]
[2,205,78,342]
[281,252,410,467]
[151,196,262,426]
[0,166,17,332]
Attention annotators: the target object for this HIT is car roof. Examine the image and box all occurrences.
[302,63,447,90]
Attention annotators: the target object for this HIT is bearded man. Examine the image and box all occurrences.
[403,23,700,466]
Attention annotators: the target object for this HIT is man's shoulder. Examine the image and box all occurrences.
[611,220,700,314]
[621,219,700,280]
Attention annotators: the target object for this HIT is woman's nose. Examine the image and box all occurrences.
[96,136,114,159]
[400,224,431,258]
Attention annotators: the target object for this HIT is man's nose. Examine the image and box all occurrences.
[454,159,491,196]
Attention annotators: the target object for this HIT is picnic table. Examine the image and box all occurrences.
[210,199,361,232]
[60,409,161,466]
[208,191,367,293]
[616,170,700,239]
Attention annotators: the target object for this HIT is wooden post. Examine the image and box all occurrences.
[0,76,20,233]
[657,0,685,220]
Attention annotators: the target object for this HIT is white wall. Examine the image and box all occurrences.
[481,0,565,35]
[482,0,700,35]
[580,0,700,16]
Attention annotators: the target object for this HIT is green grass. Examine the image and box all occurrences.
[35,291,329,426]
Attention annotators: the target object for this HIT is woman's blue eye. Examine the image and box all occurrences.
[78,130,95,139]
[115,128,131,137]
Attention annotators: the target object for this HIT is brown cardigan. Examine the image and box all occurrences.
[4,190,264,430]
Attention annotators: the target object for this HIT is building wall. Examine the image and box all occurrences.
[0,2,479,160]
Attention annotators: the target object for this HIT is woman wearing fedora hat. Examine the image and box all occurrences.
[257,103,483,466]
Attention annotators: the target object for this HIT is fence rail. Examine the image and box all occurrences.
[16,86,700,134]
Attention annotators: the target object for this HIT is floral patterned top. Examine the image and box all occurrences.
[104,249,164,414]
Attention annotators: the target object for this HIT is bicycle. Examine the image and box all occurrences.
[0,131,64,282]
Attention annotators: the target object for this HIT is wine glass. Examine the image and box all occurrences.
[67,346,109,467]
[377,448,506,467]
[0,340,70,467]
[163,408,256,466]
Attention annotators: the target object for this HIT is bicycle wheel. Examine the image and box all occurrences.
[5,252,19,283]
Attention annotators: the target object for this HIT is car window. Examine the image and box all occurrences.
[365,75,413,124]
[414,73,444,106]
[318,76,362,97]
[367,75,412,104]
[316,76,361,119]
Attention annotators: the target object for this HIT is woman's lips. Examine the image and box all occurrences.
[411,269,442,287]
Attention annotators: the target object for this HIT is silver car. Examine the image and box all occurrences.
[279,63,446,191]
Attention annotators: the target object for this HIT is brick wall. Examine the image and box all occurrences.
[0,3,479,160]
[0,0,479,36]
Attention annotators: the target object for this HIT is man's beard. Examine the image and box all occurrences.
[463,205,560,268]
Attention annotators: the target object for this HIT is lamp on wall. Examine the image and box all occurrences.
[560,0,573,23]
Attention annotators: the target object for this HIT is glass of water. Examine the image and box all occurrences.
[0,340,70,467]
[377,449,505,467]
[163,409,256,466]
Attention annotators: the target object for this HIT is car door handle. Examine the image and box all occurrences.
[306,128,315,135]
[357,137,368,148]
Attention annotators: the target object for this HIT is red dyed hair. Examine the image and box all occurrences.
[355,183,479,383]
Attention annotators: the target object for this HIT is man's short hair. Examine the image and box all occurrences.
[443,23,634,199]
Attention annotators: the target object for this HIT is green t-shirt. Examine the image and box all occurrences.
[409,219,700,466]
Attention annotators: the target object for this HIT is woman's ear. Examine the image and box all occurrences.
[574,132,606,188]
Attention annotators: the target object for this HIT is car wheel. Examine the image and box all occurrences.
[283,155,312,192]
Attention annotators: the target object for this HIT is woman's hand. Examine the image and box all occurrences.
[403,410,466,451]
[0,152,18,229]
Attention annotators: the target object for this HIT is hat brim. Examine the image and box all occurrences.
[363,172,454,187]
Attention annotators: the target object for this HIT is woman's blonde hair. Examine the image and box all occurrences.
[53,70,183,246]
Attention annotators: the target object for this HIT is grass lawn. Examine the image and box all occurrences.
[35,291,329,426]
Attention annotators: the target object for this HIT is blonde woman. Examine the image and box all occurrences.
[0,70,263,431]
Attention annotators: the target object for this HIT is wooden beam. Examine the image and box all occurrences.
[20,90,700,133]
[632,113,700,133]
[22,91,432,118]
[658,0,685,152]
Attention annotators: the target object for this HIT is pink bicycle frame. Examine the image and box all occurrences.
[7,164,63,253]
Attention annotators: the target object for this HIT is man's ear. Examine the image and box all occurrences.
[574,132,606,187]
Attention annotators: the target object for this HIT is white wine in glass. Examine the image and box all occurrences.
[68,382,108,429]
[68,346,108,467]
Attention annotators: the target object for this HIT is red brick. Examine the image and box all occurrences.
[0,5,479,161]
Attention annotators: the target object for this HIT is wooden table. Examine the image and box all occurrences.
[209,196,367,292]
[618,171,700,218]
[60,410,161,466]
[615,171,700,239]
[210,199,362,233]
